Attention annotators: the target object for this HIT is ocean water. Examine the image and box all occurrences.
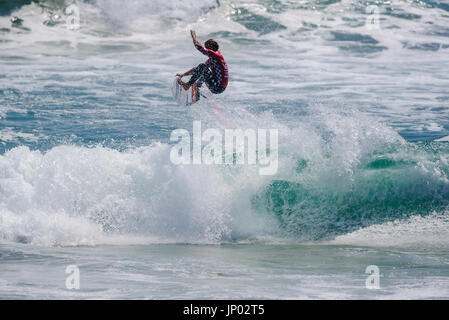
[0,0,449,299]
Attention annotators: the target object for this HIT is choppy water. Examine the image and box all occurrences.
[0,0,449,299]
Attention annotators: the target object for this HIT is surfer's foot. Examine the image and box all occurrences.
[177,78,191,91]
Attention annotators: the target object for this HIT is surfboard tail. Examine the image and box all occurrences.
[172,77,201,106]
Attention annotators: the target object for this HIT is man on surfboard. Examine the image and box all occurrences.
[176,30,228,94]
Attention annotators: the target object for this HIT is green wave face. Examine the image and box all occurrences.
[254,142,449,240]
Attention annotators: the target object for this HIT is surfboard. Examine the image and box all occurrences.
[172,77,200,106]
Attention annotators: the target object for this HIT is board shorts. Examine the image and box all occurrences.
[187,63,226,94]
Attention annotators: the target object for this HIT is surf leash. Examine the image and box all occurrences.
[201,86,231,129]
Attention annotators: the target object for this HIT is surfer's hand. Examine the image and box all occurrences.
[191,30,201,47]
[176,73,183,78]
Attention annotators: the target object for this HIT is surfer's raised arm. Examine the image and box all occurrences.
[190,30,203,51]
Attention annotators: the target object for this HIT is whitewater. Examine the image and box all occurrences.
[0,0,449,299]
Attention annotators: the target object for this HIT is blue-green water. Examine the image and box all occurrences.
[1,0,449,299]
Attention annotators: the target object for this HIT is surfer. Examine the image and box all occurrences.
[176,30,228,94]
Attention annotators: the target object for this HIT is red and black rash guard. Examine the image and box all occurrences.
[195,44,228,88]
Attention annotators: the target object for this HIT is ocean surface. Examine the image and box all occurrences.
[1,0,449,299]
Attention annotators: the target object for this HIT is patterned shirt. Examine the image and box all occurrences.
[196,44,228,88]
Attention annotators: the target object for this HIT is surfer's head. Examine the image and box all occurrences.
[205,39,219,51]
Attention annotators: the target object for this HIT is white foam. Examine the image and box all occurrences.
[330,212,449,250]
[0,143,279,246]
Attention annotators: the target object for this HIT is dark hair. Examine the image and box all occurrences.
[205,39,219,51]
